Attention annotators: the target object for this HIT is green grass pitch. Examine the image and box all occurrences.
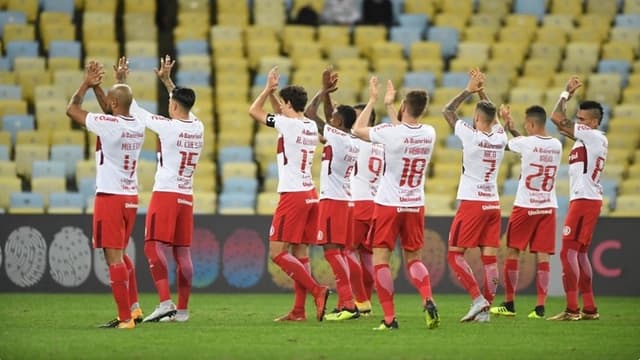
[1,293,638,359]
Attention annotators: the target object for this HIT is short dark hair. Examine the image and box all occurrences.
[475,100,496,123]
[335,105,357,129]
[525,105,547,127]
[353,103,376,126]
[579,100,604,125]
[404,90,428,117]
[171,87,196,111]
[279,85,308,112]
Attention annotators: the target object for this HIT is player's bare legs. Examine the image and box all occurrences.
[270,241,329,321]
[103,248,132,327]
[447,245,489,322]
[323,243,357,320]
[403,249,439,329]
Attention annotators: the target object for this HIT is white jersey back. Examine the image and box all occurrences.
[369,123,436,207]
[509,135,562,208]
[568,123,608,200]
[351,138,384,201]
[86,112,145,195]
[131,101,204,195]
[454,120,507,201]
[320,125,358,200]
[268,114,318,192]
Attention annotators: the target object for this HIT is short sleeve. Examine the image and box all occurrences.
[85,113,115,136]
[369,123,394,145]
[454,119,475,144]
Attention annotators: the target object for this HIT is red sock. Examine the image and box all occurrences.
[144,241,171,302]
[504,259,519,302]
[406,259,433,304]
[560,243,580,312]
[122,254,138,307]
[291,257,310,315]
[374,264,395,324]
[447,251,481,299]
[174,246,193,310]
[481,255,498,304]
[577,252,597,312]
[324,248,355,309]
[359,249,374,300]
[536,261,550,307]
[108,262,130,321]
[273,252,322,297]
[344,249,368,303]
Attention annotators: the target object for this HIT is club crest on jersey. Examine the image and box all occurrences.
[563,226,571,236]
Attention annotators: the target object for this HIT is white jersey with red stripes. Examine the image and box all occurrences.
[454,120,508,201]
[319,125,359,200]
[130,100,204,195]
[509,135,562,208]
[351,138,384,201]
[85,112,145,195]
[368,122,436,207]
[267,113,318,193]
[568,123,608,200]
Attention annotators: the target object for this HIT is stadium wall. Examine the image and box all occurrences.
[0,215,637,295]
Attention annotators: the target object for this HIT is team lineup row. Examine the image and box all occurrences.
[64,54,607,330]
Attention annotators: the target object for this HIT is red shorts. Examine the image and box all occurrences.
[145,191,194,246]
[370,204,425,252]
[506,206,556,254]
[317,199,354,246]
[351,200,374,250]
[562,199,602,248]
[269,189,318,244]
[92,193,138,249]
[449,200,501,249]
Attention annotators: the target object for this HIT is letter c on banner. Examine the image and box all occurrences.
[592,240,621,278]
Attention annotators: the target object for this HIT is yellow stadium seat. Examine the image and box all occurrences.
[39,11,72,37]
[585,0,618,18]
[136,160,156,192]
[601,41,635,62]
[426,193,456,216]
[609,27,640,52]
[535,26,569,46]
[16,130,48,146]
[7,0,38,21]
[442,0,473,18]
[282,25,316,54]
[504,14,538,31]
[577,14,612,40]
[551,0,582,17]
[246,41,280,70]
[17,69,51,102]
[125,41,157,58]
[31,177,66,207]
[48,57,80,71]
[353,25,387,58]
[0,132,11,155]
[218,130,253,148]
[463,26,497,43]
[623,0,640,13]
[178,54,211,74]
[125,0,156,14]
[210,25,243,42]
[619,179,640,196]
[85,0,118,12]
[612,104,640,119]
[0,161,17,177]
[50,130,84,146]
[262,177,278,192]
[403,0,437,16]
[124,13,157,42]
[0,176,21,210]
[586,73,622,106]
[177,11,210,28]
[0,99,28,118]
[256,191,279,215]
[193,191,217,214]
[75,159,96,183]
[0,71,17,85]
[470,13,502,29]
[498,26,534,44]
[14,57,46,73]
[318,25,351,54]
[3,23,35,43]
[622,88,640,104]
[611,195,640,217]
[85,41,119,59]
[41,23,75,50]
[289,43,323,69]
[211,39,244,59]
[433,12,468,31]
[542,14,574,30]
[221,161,257,180]
[15,143,48,177]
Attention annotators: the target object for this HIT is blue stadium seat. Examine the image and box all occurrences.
[389,0,404,24]
[6,40,39,64]
[600,179,618,200]
[223,177,258,194]
[502,178,519,195]
[0,57,10,70]
[218,146,253,166]
[49,40,82,58]
[77,177,96,200]
[0,11,27,37]
[403,72,436,93]
[218,192,256,209]
[556,164,570,180]
[615,14,640,27]
[32,160,66,179]
[0,145,9,160]
[50,144,84,178]
[176,71,211,86]
[176,40,209,56]
[41,0,75,16]
[513,0,546,20]
[442,72,470,88]
[2,114,35,142]
[598,60,631,87]
[427,27,458,59]
[397,13,429,32]
[139,150,158,162]
[10,192,44,208]
[48,191,84,209]
[390,26,424,56]
[445,134,463,149]
[128,56,157,71]
[265,162,278,179]
[556,195,569,214]
[253,73,289,86]
[136,100,158,114]
[0,85,22,99]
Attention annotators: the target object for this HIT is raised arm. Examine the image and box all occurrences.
[303,68,338,134]
[351,76,378,142]
[67,61,104,126]
[90,61,109,113]
[550,76,581,140]
[500,104,521,138]
[249,67,280,125]
[154,54,176,93]
[442,70,483,129]
[384,80,400,124]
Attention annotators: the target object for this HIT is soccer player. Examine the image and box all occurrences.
[66,61,145,329]
[442,68,507,323]
[489,104,562,319]
[352,76,440,331]
[547,76,607,321]
[304,68,359,320]
[249,67,330,322]
[109,56,203,323]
